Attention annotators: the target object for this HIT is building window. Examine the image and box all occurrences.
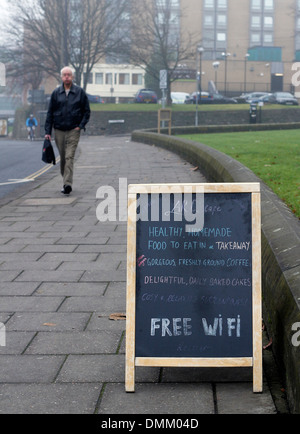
[217,32,226,41]
[106,73,113,85]
[170,12,180,24]
[264,16,273,29]
[251,32,261,44]
[217,14,227,26]
[204,14,214,26]
[217,0,227,8]
[204,31,215,49]
[251,16,261,28]
[202,0,228,58]
[296,33,300,50]
[155,0,181,54]
[250,0,274,47]
[119,73,130,85]
[251,0,261,10]
[105,0,131,64]
[157,0,180,6]
[264,0,273,11]
[204,0,214,8]
[132,73,143,85]
[95,73,103,85]
[264,33,273,44]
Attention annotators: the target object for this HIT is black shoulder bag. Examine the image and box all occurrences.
[42,138,56,165]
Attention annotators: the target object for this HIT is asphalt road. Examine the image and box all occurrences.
[0,138,58,199]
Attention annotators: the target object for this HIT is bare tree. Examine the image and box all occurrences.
[128,0,197,104]
[70,0,131,90]
[3,0,128,90]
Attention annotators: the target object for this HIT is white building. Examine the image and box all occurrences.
[84,64,145,103]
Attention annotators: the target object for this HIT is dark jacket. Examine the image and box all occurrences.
[45,83,90,135]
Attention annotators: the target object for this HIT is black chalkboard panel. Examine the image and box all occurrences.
[135,192,253,358]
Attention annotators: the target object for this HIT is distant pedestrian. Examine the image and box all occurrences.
[45,66,90,195]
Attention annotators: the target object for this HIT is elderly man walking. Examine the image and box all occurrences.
[45,67,90,195]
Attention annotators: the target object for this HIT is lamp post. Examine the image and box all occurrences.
[212,61,220,91]
[244,53,250,94]
[195,45,204,127]
[222,52,230,96]
[265,63,270,92]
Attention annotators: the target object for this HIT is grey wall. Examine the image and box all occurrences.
[86,108,300,136]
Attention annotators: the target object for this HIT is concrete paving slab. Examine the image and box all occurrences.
[0,355,65,383]
[36,282,107,297]
[22,198,77,206]
[0,282,40,296]
[25,331,123,355]
[86,313,126,332]
[0,296,65,312]
[0,384,102,414]
[0,261,62,271]
[15,270,83,282]
[6,312,91,332]
[56,355,158,384]
[98,383,214,414]
[80,270,126,282]
[59,295,126,314]
[216,383,277,414]
[0,332,35,355]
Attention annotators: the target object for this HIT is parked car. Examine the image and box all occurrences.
[185,92,237,104]
[236,92,270,103]
[246,93,272,104]
[210,93,238,104]
[185,92,213,104]
[134,89,158,103]
[256,93,274,104]
[87,94,104,104]
[270,92,299,105]
[171,92,190,104]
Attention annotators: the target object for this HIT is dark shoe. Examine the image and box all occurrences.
[61,185,72,195]
[64,185,72,195]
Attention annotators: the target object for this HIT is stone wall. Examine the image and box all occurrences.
[14,107,300,138]
[86,107,300,136]
[131,129,300,414]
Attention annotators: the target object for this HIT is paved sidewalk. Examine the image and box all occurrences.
[0,135,283,414]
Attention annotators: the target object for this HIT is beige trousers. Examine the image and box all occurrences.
[54,128,80,187]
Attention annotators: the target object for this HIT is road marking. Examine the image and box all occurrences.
[0,179,35,186]
[26,157,60,180]
[0,157,60,187]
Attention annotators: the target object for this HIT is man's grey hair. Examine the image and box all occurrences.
[60,67,74,77]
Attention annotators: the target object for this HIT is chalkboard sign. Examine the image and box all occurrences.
[126,183,262,393]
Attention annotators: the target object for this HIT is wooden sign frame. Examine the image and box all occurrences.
[158,109,172,135]
[125,183,262,393]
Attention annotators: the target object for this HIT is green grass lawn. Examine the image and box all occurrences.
[180,129,300,219]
